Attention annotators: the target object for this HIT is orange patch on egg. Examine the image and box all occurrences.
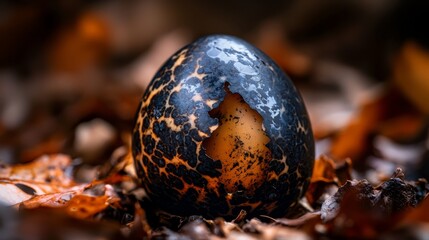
[203,88,271,194]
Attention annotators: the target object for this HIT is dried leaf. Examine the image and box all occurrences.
[311,155,338,183]
[0,154,74,187]
[20,184,89,209]
[0,182,34,205]
[306,155,352,206]
[0,155,79,206]
[329,99,380,161]
[392,41,429,114]
[261,212,321,227]
[329,86,423,163]
[65,195,110,219]
[321,171,427,238]
[377,114,426,141]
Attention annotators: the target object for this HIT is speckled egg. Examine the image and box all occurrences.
[132,35,314,220]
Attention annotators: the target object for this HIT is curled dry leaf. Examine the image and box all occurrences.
[321,179,373,222]
[66,195,111,219]
[0,154,74,186]
[20,182,127,220]
[0,153,129,223]
[260,211,321,227]
[311,155,338,184]
[0,154,76,205]
[320,169,427,238]
[306,155,352,206]
[329,86,424,163]
[20,184,89,209]
[310,155,352,185]
[0,179,81,206]
[0,181,35,206]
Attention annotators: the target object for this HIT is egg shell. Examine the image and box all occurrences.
[132,35,314,219]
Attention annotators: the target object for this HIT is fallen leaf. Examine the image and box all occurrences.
[0,154,74,187]
[311,155,338,183]
[329,87,423,163]
[306,155,352,206]
[0,155,79,206]
[320,169,427,238]
[20,184,89,209]
[0,182,34,205]
[65,195,111,219]
[260,211,321,227]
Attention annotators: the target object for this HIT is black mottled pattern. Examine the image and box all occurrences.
[132,35,315,220]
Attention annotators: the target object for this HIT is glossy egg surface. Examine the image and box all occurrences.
[132,35,314,219]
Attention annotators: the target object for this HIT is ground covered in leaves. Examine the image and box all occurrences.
[0,150,428,239]
[2,1,429,239]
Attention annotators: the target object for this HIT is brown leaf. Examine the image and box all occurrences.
[311,155,338,183]
[329,99,380,162]
[0,154,74,187]
[321,172,426,238]
[329,85,424,164]
[65,195,111,219]
[311,155,352,185]
[20,184,89,209]
[392,41,429,114]
[377,114,426,142]
[260,211,321,227]
[0,154,79,206]
[0,178,90,207]
[306,155,352,206]
[0,181,34,205]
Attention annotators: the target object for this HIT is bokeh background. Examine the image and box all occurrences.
[1,0,429,181]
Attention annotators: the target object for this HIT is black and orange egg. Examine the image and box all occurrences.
[132,35,314,219]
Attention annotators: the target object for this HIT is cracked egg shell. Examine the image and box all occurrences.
[132,35,314,220]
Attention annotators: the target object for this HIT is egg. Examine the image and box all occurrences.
[132,35,314,220]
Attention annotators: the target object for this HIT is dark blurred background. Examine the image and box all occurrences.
[1,0,429,180]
